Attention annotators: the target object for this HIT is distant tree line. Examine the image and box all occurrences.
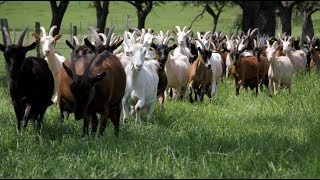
[12,1,320,42]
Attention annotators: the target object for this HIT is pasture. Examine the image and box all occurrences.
[0,1,320,178]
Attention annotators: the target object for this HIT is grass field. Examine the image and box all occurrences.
[0,1,320,178]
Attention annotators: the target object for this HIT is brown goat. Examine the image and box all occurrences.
[253,46,270,92]
[230,52,260,96]
[62,27,126,137]
[188,46,212,103]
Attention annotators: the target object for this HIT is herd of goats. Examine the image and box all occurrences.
[0,25,319,137]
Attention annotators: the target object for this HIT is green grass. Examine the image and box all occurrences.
[0,69,320,178]
[1,1,320,178]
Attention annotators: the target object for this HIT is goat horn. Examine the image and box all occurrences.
[217,41,225,51]
[40,27,46,36]
[165,37,174,46]
[207,34,213,49]
[98,33,107,45]
[312,36,315,42]
[253,39,257,48]
[175,26,181,33]
[2,26,12,46]
[247,28,251,36]
[49,25,57,36]
[204,31,212,40]
[225,35,229,41]
[288,36,292,42]
[82,35,88,45]
[106,26,114,47]
[182,26,187,32]
[196,38,206,50]
[250,28,259,36]
[88,27,102,47]
[161,34,167,44]
[73,36,80,46]
[140,28,146,44]
[197,32,201,40]
[211,42,217,50]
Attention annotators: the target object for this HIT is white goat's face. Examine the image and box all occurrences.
[127,43,147,71]
[282,41,292,54]
[226,40,235,51]
[40,36,58,57]
[266,46,276,61]
[177,32,188,45]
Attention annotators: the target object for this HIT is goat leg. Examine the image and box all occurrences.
[21,104,32,129]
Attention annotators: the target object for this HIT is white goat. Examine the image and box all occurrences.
[122,31,159,123]
[172,26,192,59]
[266,40,294,96]
[32,25,66,103]
[280,34,307,72]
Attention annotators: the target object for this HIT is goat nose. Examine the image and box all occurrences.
[44,50,50,54]
[207,65,211,69]
[136,64,142,68]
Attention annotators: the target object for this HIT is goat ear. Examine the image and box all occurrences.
[151,42,157,50]
[171,30,177,36]
[66,40,75,50]
[54,34,62,41]
[92,71,106,84]
[84,38,95,52]
[169,44,177,51]
[62,62,73,79]
[0,44,5,52]
[32,33,41,42]
[24,42,37,51]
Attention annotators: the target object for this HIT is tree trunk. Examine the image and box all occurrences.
[240,1,276,37]
[261,1,276,37]
[94,1,109,33]
[212,16,218,33]
[278,7,293,35]
[129,1,153,30]
[137,12,147,29]
[50,1,69,36]
[301,12,314,44]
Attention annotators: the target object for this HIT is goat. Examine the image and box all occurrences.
[32,25,66,104]
[306,36,320,69]
[230,41,260,96]
[265,40,294,96]
[252,39,270,92]
[280,34,307,72]
[0,27,54,131]
[62,28,126,137]
[172,26,192,59]
[57,36,94,122]
[151,30,177,110]
[122,31,159,123]
[188,40,212,103]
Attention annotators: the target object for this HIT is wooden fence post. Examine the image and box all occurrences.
[0,18,11,88]
[35,22,40,58]
[72,25,77,45]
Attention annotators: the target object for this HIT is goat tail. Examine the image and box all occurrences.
[144,59,161,73]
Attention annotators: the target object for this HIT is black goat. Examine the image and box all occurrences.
[0,27,54,131]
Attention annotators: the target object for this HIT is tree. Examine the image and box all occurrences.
[181,1,234,33]
[233,1,277,37]
[276,1,303,35]
[296,1,320,44]
[125,1,161,29]
[50,1,69,36]
[94,1,109,33]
